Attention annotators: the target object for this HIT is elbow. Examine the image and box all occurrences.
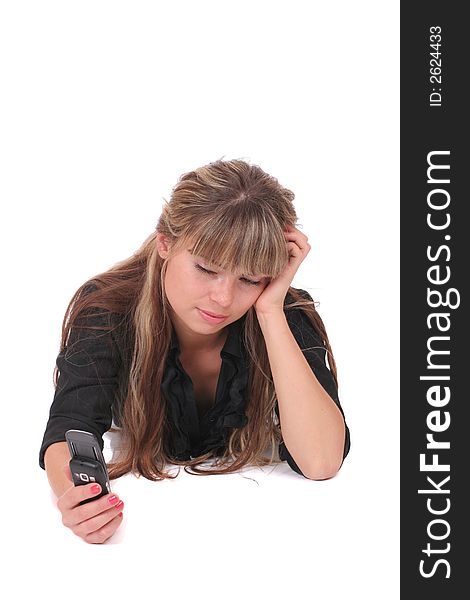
[304,421,348,480]
[302,457,343,481]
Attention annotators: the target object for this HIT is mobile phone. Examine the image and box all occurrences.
[65,429,111,504]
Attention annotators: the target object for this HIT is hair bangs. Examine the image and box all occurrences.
[182,211,289,280]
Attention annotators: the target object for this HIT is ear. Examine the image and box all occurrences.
[156,232,172,259]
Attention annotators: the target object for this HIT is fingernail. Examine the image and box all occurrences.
[118,512,123,518]
[91,484,101,494]
[115,500,124,510]
[108,495,119,505]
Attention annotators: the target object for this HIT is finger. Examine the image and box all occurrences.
[83,512,124,545]
[77,506,125,542]
[287,241,303,258]
[285,231,310,251]
[58,482,103,512]
[284,229,309,244]
[69,494,124,528]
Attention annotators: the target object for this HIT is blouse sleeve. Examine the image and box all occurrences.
[39,306,122,469]
[275,289,351,478]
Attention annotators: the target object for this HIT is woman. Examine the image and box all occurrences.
[40,158,350,544]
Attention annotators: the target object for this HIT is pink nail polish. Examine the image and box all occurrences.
[108,495,119,505]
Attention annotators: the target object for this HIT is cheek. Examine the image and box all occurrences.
[244,285,265,306]
[166,265,197,298]
[186,268,207,296]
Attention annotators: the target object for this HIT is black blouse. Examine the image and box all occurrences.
[39,288,350,478]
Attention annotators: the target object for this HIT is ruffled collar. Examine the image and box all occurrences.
[162,313,249,460]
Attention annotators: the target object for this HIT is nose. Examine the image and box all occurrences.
[208,277,235,308]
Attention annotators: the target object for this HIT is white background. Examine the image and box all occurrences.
[1,1,399,598]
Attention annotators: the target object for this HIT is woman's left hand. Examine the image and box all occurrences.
[254,225,311,315]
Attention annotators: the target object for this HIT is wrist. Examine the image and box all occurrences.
[255,308,286,327]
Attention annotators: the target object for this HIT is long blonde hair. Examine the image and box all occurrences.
[56,158,337,481]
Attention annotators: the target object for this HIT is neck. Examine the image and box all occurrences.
[171,318,229,357]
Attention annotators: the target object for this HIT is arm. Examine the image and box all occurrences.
[39,302,121,476]
[44,442,74,498]
[257,309,346,480]
[40,291,126,543]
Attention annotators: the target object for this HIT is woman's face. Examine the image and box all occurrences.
[157,234,269,342]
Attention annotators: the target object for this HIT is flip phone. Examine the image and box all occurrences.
[65,429,111,505]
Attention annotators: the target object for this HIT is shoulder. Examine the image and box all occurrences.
[68,280,125,345]
[284,287,314,305]
[283,287,323,346]
[283,287,316,320]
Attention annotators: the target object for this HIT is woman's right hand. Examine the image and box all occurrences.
[56,465,124,544]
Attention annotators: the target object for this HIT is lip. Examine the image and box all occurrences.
[197,308,228,323]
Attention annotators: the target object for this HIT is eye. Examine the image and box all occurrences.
[194,264,262,286]
[195,264,215,276]
[241,277,262,286]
